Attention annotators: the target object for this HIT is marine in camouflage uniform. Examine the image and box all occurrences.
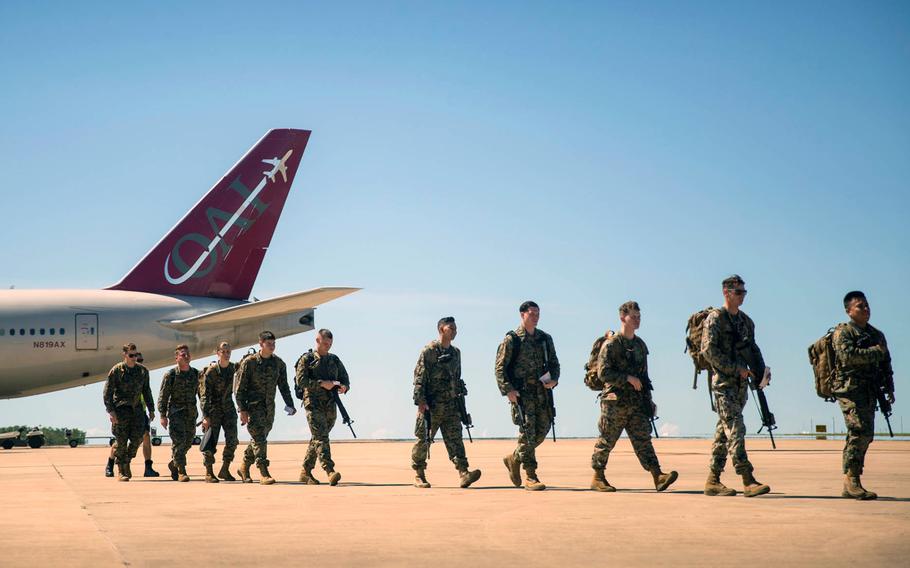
[832,291,895,500]
[495,301,559,491]
[589,301,677,492]
[295,329,350,486]
[411,317,481,489]
[700,275,770,497]
[199,343,239,482]
[158,345,200,482]
[234,331,296,485]
[103,344,154,481]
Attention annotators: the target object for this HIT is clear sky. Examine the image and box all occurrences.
[1,1,908,443]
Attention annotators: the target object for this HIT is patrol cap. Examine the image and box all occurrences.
[259,330,276,341]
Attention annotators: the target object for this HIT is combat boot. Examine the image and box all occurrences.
[258,463,275,485]
[704,470,737,496]
[590,469,616,492]
[177,464,190,483]
[327,470,342,486]
[651,468,679,492]
[122,461,132,479]
[457,467,481,488]
[144,460,159,477]
[299,468,321,485]
[842,475,877,500]
[218,461,236,482]
[204,463,219,483]
[168,460,179,481]
[414,468,431,488]
[237,460,253,483]
[105,458,115,478]
[503,454,521,488]
[117,463,129,482]
[741,471,770,497]
[524,470,546,491]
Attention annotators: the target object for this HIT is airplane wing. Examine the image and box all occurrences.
[164,287,360,331]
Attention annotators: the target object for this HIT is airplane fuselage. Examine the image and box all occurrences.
[0,289,314,398]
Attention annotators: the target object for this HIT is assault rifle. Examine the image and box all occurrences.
[737,347,777,449]
[545,388,557,442]
[455,395,474,443]
[332,389,356,438]
[875,356,895,438]
[641,375,660,439]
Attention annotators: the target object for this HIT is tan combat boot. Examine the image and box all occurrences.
[503,454,522,487]
[524,470,546,491]
[117,463,130,482]
[651,468,679,492]
[258,463,275,485]
[168,460,179,481]
[204,463,219,483]
[842,475,877,500]
[237,460,253,483]
[122,461,132,479]
[218,461,236,482]
[457,467,482,488]
[414,468,431,488]
[591,469,615,492]
[299,468,320,485]
[704,470,737,496]
[177,464,190,483]
[742,471,770,497]
[327,470,342,486]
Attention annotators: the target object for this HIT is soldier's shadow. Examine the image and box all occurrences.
[766,494,910,502]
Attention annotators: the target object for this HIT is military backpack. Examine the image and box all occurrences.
[808,326,841,402]
[583,331,615,391]
[293,350,317,400]
[685,307,716,388]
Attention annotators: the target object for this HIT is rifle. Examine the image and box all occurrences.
[641,375,659,439]
[332,388,357,438]
[455,395,474,443]
[738,348,777,449]
[857,331,895,438]
[545,389,556,442]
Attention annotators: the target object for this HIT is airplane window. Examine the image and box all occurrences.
[29,329,35,335]
[19,328,25,335]
[60,328,65,335]
[50,328,55,335]
[8,329,13,336]
[40,328,45,335]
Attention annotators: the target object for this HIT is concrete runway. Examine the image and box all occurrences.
[1,438,907,567]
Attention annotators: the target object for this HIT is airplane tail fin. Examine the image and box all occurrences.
[108,128,311,300]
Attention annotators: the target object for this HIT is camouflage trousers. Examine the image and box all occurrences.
[411,400,469,471]
[112,406,145,467]
[709,384,754,475]
[591,397,659,472]
[303,402,337,472]
[243,403,275,467]
[510,391,552,473]
[837,390,875,475]
[201,411,239,466]
[168,412,198,467]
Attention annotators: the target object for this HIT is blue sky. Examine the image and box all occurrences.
[1,2,908,443]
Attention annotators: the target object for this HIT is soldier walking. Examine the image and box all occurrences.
[495,301,560,491]
[411,317,482,489]
[103,343,155,482]
[158,344,200,482]
[199,341,240,482]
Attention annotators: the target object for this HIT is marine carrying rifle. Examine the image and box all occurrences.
[332,388,356,438]
[736,344,777,449]
[455,395,474,443]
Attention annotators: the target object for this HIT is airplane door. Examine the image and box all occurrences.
[75,313,99,350]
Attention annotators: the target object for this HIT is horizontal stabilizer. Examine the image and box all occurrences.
[164,287,360,331]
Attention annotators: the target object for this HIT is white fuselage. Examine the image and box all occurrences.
[0,289,314,398]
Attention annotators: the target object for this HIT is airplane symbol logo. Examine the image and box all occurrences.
[262,149,293,183]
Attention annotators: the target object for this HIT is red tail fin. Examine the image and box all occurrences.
[108,129,311,299]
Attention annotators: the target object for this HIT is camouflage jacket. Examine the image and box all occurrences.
[199,361,237,418]
[832,322,894,395]
[295,350,350,403]
[103,362,154,414]
[494,326,560,396]
[700,308,765,390]
[413,340,465,407]
[158,367,200,418]
[598,333,649,402]
[234,353,294,413]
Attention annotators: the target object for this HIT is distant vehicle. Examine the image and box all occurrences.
[0,427,45,449]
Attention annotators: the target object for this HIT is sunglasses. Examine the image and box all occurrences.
[732,289,748,296]
[127,353,139,358]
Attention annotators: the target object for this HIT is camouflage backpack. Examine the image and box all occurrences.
[293,350,317,400]
[584,331,615,391]
[685,307,716,388]
[808,326,841,402]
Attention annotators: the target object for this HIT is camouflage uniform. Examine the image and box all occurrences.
[158,367,200,467]
[700,308,764,475]
[235,353,294,467]
[103,362,154,468]
[199,362,239,467]
[495,327,560,473]
[295,350,350,473]
[411,340,471,471]
[591,334,660,472]
[832,322,893,475]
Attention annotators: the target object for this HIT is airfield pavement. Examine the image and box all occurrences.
[0,438,907,567]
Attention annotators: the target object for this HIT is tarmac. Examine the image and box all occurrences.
[1,438,908,567]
